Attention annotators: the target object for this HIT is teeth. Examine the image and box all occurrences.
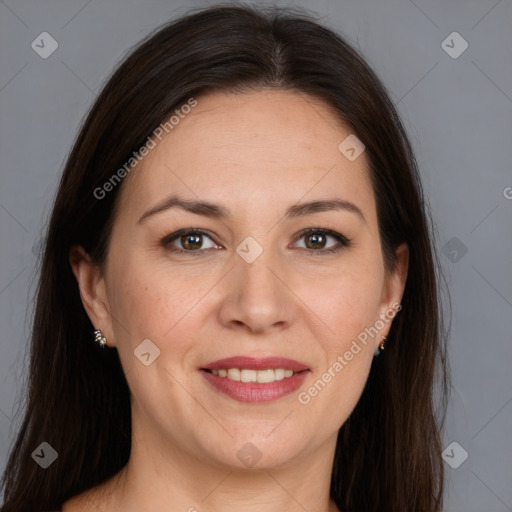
[256,369,275,383]
[241,369,257,383]
[209,368,298,383]
[227,368,241,381]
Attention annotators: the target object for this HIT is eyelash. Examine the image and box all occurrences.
[160,228,352,256]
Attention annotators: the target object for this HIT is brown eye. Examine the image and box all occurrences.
[162,229,220,253]
[292,228,351,255]
[180,233,203,250]
[304,232,327,249]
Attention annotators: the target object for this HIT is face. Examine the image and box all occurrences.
[72,90,408,471]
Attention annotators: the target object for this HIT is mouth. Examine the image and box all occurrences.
[199,356,310,402]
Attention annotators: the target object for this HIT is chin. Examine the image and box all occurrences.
[203,434,310,471]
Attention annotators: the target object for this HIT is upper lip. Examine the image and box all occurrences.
[201,356,310,372]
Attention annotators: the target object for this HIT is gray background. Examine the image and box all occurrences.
[1,0,511,510]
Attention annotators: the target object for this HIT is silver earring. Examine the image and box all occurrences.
[94,329,107,348]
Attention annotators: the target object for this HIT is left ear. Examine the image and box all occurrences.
[376,242,409,345]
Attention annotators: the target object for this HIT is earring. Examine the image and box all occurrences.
[94,329,107,348]
[374,336,387,357]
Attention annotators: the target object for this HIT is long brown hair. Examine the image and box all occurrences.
[0,4,449,511]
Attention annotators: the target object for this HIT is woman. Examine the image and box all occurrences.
[0,4,448,511]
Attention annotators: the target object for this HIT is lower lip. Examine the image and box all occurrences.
[200,370,310,402]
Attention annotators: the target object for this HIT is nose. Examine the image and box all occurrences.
[217,249,295,334]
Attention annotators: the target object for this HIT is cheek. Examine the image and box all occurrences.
[107,260,200,402]
[303,262,384,344]
[107,253,217,353]
[105,251,167,347]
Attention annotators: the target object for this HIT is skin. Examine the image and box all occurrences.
[67,89,408,512]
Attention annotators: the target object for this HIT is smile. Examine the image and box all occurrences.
[200,356,310,402]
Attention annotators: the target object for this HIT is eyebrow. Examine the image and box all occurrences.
[137,195,366,224]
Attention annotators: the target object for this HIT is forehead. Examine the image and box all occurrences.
[117,89,376,223]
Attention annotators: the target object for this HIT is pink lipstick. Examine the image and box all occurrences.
[200,356,310,402]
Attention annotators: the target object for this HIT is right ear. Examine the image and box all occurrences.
[69,245,115,346]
